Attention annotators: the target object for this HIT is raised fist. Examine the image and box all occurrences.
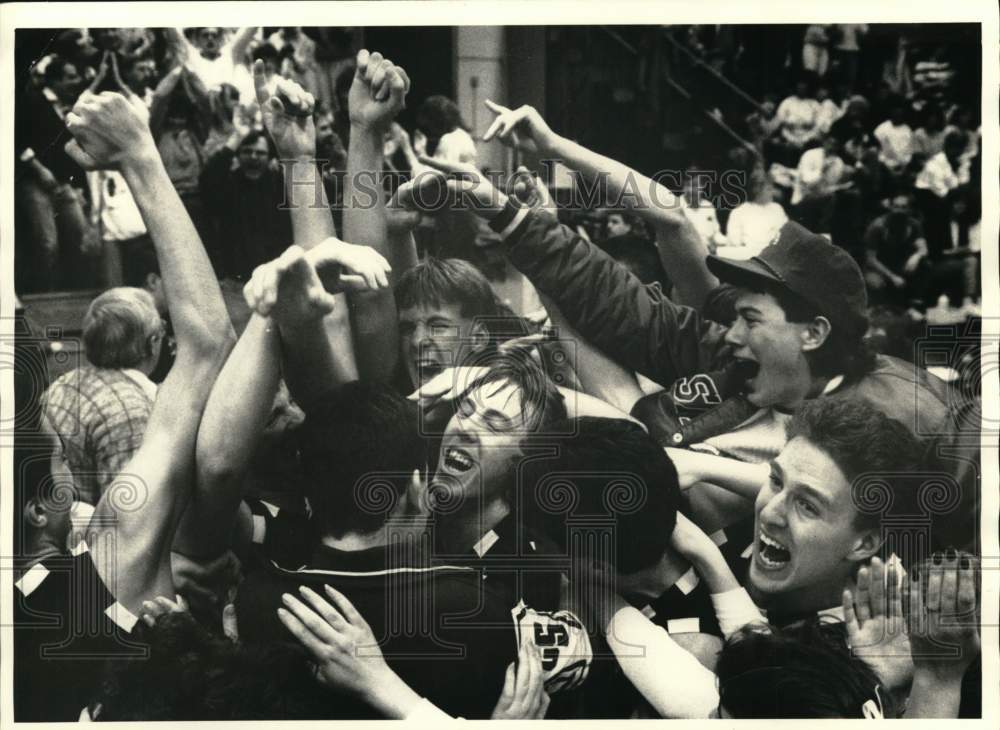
[65,90,154,170]
[348,49,410,131]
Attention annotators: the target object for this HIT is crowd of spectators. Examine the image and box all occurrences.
[11,25,984,722]
[667,24,981,318]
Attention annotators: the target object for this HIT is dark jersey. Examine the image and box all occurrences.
[13,541,145,722]
[244,497,313,570]
[236,541,523,719]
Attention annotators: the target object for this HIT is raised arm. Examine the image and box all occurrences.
[148,64,184,139]
[172,315,281,560]
[227,26,258,66]
[396,158,729,388]
[343,49,411,380]
[65,88,235,616]
[483,100,719,308]
[252,60,360,401]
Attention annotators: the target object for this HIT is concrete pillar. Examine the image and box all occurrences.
[454,27,506,172]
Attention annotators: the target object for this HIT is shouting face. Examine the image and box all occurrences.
[749,436,877,607]
[724,290,814,409]
[398,301,486,388]
[431,378,528,519]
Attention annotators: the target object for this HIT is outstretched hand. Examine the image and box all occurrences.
[843,556,914,690]
[278,584,388,696]
[482,100,557,155]
[243,241,391,319]
[253,59,316,158]
[348,49,410,131]
[907,551,979,683]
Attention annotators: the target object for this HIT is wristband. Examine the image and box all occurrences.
[487,196,522,233]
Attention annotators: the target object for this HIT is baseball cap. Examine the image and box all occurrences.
[706,221,869,337]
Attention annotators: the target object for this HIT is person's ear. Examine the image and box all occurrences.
[800,315,832,353]
[143,272,161,294]
[470,320,490,352]
[847,528,882,563]
[23,499,47,530]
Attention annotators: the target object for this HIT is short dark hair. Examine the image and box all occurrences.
[298,381,426,538]
[717,619,895,718]
[94,612,333,720]
[251,43,279,63]
[43,55,75,87]
[415,95,469,155]
[237,129,276,157]
[395,257,524,344]
[749,280,876,380]
[519,417,682,575]
[787,397,925,532]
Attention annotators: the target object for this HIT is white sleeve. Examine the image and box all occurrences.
[605,607,719,718]
[404,697,459,721]
[726,206,745,245]
[710,587,767,639]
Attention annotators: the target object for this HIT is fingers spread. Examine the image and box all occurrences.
[855,566,872,622]
[323,584,363,626]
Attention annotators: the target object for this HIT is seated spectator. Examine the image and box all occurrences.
[828,94,871,153]
[682,171,727,251]
[873,99,914,173]
[725,171,788,255]
[42,288,164,505]
[769,77,823,163]
[200,129,293,279]
[862,193,929,309]
[914,130,971,281]
[814,83,845,134]
[791,135,850,234]
[911,105,948,160]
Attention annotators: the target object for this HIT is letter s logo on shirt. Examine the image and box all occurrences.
[511,601,592,693]
[672,374,722,406]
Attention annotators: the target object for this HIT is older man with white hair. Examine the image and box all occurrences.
[41,286,164,506]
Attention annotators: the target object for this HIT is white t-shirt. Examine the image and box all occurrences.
[775,96,822,147]
[874,120,914,170]
[725,201,788,255]
[915,151,969,198]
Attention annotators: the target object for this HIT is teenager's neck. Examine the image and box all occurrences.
[438,499,510,553]
[750,575,847,618]
[23,531,65,569]
[619,548,690,600]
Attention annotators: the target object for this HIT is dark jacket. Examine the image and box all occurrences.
[199,147,293,279]
[501,209,977,550]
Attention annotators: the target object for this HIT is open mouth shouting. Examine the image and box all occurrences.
[415,358,446,384]
[442,446,475,473]
[732,356,760,392]
[755,528,791,571]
